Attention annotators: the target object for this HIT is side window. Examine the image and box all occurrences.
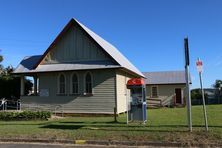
[151,86,158,97]
[85,72,92,94]
[71,73,79,94]
[58,74,66,94]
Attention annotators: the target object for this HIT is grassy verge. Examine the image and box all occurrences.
[0,104,221,144]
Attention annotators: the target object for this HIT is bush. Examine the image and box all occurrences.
[0,111,51,121]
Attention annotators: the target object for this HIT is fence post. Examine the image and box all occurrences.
[16,101,18,110]
[114,107,117,122]
[19,101,21,110]
[5,102,7,111]
[54,106,57,116]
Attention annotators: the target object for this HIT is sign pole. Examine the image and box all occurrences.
[125,73,129,124]
[185,66,192,131]
[196,58,208,131]
[184,37,192,132]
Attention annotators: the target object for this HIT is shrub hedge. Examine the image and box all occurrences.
[0,111,51,121]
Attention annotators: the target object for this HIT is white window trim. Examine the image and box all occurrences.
[57,73,66,95]
[151,86,158,98]
[70,72,79,95]
[84,71,93,95]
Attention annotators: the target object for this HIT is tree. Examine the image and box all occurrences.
[213,80,222,102]
[0,51,3,73]
[191,89,202,100]
[213,80,222,89]
[0,66,33,99]
[0,49,3,63]
[0,55,3,63]
[191,89,209,105]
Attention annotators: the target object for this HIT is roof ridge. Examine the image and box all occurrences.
[74,19,144,77]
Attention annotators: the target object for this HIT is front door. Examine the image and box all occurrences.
[175,88,182,104]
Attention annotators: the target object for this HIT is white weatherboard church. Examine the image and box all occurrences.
[14,18,144,114]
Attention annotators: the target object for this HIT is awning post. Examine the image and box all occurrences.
[20,75,25,96]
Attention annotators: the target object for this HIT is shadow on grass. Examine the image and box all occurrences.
[39,121,222,132]
[59,120,222,128]
[40,124,187,132]
[59,121,125,124]
[40,124,83,130]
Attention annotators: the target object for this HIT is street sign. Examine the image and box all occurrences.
[196,58,208,131]
[196,59,203,73]
[184,38,190,66]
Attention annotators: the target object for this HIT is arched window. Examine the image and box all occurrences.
[71,73,79,94]
[58,74,66,94]
[85,72,92,94]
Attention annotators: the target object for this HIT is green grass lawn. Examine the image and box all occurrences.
[0,104,222,144]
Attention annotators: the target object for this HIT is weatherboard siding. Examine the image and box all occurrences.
[21,69,116,114]
[116,70,132,113]
[146,84,186,97]
[146,84,186,105]
[42,23,111,64]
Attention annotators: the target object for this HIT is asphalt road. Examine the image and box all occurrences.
[0,142,117,148]
[0,142,152,148]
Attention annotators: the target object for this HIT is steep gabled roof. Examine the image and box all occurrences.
[75,19,144,77]
[32,18,144,77]
[143,71,187,85]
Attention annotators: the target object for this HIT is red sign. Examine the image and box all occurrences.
[196,59,203,73]
[196,60,203,66]
[127,78,145,86]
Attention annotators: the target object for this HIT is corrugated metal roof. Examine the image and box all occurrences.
[143,71,187,85]
[14,18,144,77]
[14,55,120,74]
[14,55,42,73]
[75,19,144,77]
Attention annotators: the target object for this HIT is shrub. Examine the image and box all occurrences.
[0,111,51,121]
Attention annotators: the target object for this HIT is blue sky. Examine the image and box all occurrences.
[0,0,222,88]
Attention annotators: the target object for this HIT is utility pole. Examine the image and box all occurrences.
[184,37,192,132]
[196,58,208,131]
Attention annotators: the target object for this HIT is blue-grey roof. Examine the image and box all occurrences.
[14,55,42,73]
[13,18,144,77]
[143,71,187,85]
[13,55,120,73]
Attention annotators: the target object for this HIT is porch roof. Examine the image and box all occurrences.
[13,55,120,74]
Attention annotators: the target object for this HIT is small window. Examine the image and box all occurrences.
[58,74,66,94]
[71,73,79,94]
[85,72,92,94]
[151,86,158,97]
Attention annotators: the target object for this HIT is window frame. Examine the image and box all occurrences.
[57,73,66,95]
[84,72,93,96]
[70,72,79,95]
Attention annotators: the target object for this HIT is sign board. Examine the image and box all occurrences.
[127,78,145,86]
[184,38,190,66]
[40,89,49,97]
[196,59,203,73]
